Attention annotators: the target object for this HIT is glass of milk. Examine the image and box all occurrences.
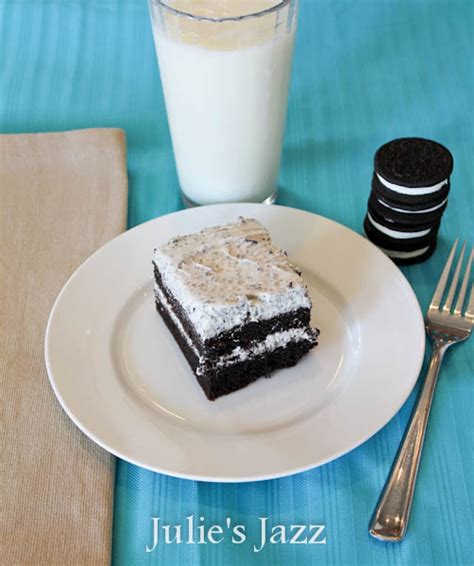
[148,0,298,206]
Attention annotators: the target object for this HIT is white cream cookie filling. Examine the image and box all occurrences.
[378,197,448,214]
[380,246,430,259]
[367,213,432,239]
[376,172,448,196]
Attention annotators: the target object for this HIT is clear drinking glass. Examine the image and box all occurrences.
[148,0,298,206]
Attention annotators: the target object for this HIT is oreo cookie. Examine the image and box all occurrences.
[375,137,453,187]
[379,239,437,266]
[368,190,448,226]
[367,205,439,233]
[372,172,450,208]
[364,214,439,251]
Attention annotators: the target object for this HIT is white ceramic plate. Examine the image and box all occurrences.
[45,204,425,482]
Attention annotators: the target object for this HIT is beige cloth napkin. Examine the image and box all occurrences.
[0,129,128,565]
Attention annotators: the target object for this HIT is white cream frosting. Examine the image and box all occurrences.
[153,218,311,339]
[154,283,314,376]
[376,172,448,196]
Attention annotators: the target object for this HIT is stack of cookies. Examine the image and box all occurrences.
[364,137,453,265]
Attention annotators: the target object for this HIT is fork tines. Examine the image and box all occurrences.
[429,240,474,319]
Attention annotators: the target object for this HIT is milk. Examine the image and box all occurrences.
[150,0,297,205]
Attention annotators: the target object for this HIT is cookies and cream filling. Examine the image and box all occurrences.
[153,218,311,339]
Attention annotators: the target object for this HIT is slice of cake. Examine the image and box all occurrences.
[153,217,319,400]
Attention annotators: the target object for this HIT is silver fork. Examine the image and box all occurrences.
[369,240,473,542]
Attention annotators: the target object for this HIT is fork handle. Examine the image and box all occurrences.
[369,342,448,542]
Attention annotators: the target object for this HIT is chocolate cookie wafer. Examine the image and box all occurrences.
[378,240,437,266]
[368,191,447,226]
[374,137,453,206]
[372,172,451,209]
[364,213,439,251]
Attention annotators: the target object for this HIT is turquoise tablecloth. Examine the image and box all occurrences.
[2,1,473,564]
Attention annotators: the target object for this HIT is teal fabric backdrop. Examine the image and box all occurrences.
[1,1,473,565]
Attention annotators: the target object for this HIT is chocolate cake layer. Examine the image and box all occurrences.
[197,340,316,401]
[155,297,318,401]
[154,262,311,357]
[156,297,200,373]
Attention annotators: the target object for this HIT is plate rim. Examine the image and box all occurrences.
[45,203,426,482]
